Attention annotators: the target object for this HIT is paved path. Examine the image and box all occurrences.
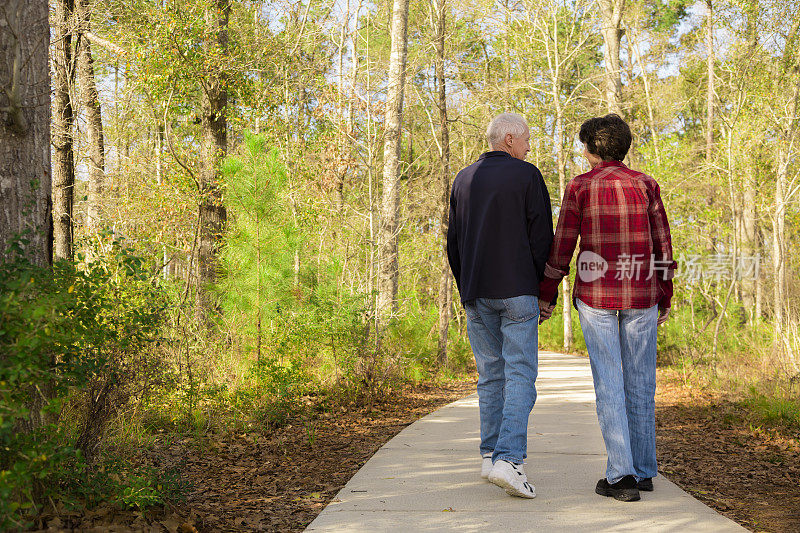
[306,352,747,532]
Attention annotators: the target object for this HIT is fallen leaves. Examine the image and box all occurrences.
[656,371,800,533]
[36,379,476,532]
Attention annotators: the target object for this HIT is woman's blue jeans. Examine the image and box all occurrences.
[575,298,659,484]
[464,295,539,465]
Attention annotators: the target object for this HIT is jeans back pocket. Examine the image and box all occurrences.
[501,295,539,322]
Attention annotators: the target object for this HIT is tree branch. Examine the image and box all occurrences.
[83,31,126,56]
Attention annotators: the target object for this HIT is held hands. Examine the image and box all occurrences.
[657,307,670,326]
[538,300,669,325]
[538,298,555,325]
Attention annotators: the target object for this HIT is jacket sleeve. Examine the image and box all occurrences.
[538,179,581,304]
[446,186,461,293]
[527,169,554,285]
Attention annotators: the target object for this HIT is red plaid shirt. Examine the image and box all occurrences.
[538,161,676,309]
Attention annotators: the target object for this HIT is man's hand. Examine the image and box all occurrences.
[657,307,670,326]
[538,298,555,324]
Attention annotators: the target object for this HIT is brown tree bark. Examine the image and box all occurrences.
[432,0,451,366]
[76,0,105,230]
[52,0,76,261]
[598,0,624,115]
[1,0,53,432]
[196,0,230,325]
[0,0,52,267]
[376,0,410,323]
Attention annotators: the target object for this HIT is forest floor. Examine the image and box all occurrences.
[656,371,800,533]
[35,366,800,533]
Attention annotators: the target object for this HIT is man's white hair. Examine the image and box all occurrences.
[486,112,529,148]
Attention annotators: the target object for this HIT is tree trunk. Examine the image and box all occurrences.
[334,1,348,213]
[741,163,758,319]
[196,0,230,325]
[0,0,52,267]
[743,0,761,323]
[773,71,800,347]
[553,91,573,351]
[433,0,451,366]
[77,0,105,230]
[628,23,660,165]
[705,0,714,164]
[1,0,53,432]
[773,152,787,343]
[52,0,76,261]
[376,0,410,323]
[598,0,624,115]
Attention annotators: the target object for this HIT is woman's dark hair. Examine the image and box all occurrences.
[579,114,631,161]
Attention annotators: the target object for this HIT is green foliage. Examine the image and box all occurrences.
[217,132,428,411]
[655,292,772,368]
[219,133,299,353]
[537,271,588,355]
[646,0,690,33]
[73,459,186,512]
[245,357,309,428]
[744,393,800,429]
[0,429,81,530]
[0,237,168,528]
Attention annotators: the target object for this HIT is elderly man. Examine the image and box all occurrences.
[539,114,676,502]
[447,113,554,498]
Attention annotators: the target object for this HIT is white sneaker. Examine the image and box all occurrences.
[488,459,536,498]
[481,453,493,479]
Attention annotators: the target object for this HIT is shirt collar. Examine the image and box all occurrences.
[478,150,512,160]
[594,160,627,170]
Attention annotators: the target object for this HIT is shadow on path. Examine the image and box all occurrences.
[306,352,747,532]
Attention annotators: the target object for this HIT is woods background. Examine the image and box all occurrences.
[1,0,799,528]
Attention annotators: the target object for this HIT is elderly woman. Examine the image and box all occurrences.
[538,114,676,502]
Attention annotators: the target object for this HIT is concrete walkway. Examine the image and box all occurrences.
[306,352,747,532]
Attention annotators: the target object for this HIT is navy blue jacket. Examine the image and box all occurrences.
[447,151,554,304]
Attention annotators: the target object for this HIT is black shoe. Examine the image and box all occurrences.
[637,478,653,491]
[595,475,641,502]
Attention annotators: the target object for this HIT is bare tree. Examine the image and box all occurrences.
[431,0,451,365]
[76,0,105,230]
[740,4,761,321]
[377,0,410,322]
[706,0,714,163]
[0,0,52,267]
[525,0,597,351]
[597,0,624,115]
[772,73,799,348]
[52,0,76,261]
[626,20,660,165]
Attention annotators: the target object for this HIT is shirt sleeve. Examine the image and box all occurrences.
[527,170,554,284]
[446,186,461,293]
[647,179,677,308]
[538,179,581,304]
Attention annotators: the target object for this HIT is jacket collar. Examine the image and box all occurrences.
[478,150,512,160]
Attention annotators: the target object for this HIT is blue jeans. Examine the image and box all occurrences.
[575,298,659,484]
[464,295,539,465]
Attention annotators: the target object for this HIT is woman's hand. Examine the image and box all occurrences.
[538,299,555,324]
[657,307,670,326]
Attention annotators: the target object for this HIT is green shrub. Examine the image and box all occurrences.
[0,236,168,528]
